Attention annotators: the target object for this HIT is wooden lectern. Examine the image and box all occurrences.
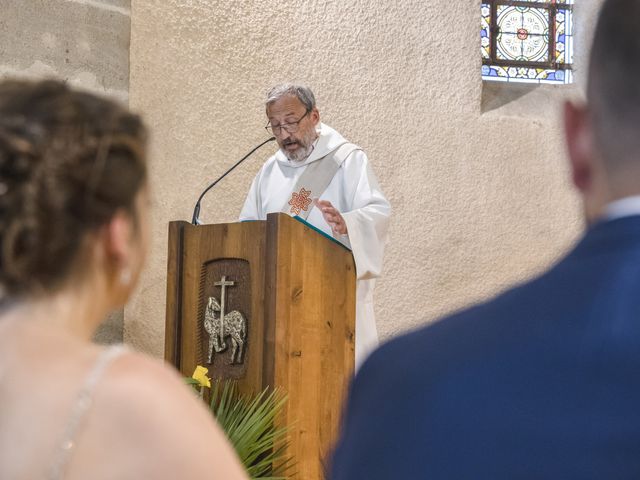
[165,212,356,480]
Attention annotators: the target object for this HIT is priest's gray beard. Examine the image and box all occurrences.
[283,128,318,163]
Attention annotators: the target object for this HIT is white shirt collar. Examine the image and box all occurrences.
[602,195,640,221]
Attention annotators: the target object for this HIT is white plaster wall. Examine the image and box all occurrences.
[128,0,603,356]
[0,0,131,102]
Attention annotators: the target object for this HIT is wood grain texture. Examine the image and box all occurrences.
[165,220,267,395]
[266,213,356,480]
[164,214,356,480]
[164,221,187,368]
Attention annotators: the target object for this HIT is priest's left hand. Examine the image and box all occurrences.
[315,199,348,236]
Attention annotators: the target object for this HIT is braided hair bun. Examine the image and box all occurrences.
[0,80,147,298]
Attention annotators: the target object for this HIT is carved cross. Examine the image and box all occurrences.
[214,275,235,340]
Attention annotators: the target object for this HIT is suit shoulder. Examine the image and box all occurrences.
[361,273,553,378]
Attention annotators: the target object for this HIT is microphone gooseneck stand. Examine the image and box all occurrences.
[191,136,276,225]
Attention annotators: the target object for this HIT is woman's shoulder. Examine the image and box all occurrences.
[97,349,222,439]
[99,349,213,425]
[68,349,248,479]
[103,348,182,391]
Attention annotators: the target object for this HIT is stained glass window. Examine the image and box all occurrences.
[481,0,574,84]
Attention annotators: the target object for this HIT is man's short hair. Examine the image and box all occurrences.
[266,83,316,112]
[588,0,640,169]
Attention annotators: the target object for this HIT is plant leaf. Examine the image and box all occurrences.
[206,380,294,480]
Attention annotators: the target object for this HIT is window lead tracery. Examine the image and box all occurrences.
[481,0,574,84]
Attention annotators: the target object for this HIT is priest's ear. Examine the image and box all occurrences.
[310,106,320,127]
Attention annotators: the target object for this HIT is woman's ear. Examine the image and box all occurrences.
[104,210,134,262]
[100,209,136,293]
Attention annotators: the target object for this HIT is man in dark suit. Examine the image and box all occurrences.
[330,1,640,478]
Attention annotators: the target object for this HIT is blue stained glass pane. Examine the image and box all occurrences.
[482,1,573,85]
[556,9,574,64]
[496,5,549,36]
[496,6,550,62]
[481,3,491,59]
[482,66,571,84]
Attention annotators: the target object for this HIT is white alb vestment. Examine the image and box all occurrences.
[239,123,391,369]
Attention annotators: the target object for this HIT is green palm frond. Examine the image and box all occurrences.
[210,380,294,480]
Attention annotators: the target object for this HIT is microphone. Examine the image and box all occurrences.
[191,136,276,225]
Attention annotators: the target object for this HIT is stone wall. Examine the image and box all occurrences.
[127,0,603,357]
[0,0,131,343]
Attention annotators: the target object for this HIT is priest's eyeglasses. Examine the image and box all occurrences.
[265,110,310,136]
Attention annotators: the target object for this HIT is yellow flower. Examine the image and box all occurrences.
[192,365,211,388]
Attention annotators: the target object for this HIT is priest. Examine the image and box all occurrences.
[239,83,391,369]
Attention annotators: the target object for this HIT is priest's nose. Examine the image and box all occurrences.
[279,128,292,140]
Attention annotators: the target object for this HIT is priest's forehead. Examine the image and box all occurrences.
[266,94,308,121]
[265,83,316,110]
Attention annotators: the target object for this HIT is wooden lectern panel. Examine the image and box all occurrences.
[266,214,356,480]
[165,214,356,480]
[166,220,269,393]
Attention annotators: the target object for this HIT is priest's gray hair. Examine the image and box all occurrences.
[266,83,316,112]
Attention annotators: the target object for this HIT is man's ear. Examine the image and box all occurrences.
[310,106,320,126]
[564,101,595,193]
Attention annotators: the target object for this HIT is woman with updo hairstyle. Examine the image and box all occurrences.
[0,80,248,480]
